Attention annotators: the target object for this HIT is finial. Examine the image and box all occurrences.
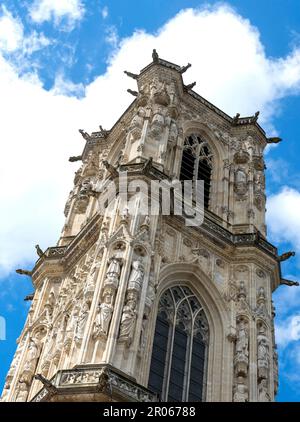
[78,129,90,140]
[99,125,109,137]
[251,111,260,123]
[185,82,196,90]
[152,49,159,62]
[232,113,240,124]
[35,244,45,258]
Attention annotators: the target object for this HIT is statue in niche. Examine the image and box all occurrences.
[169,121,178,143]
[15,381,29,402]
[119,292,138,346]
[74,300,90,344]
[128,259,145,291]
[139,307,151,351]
[244,136,254,155]
[45,291,55,323]
[93,287,114,338]
[234,169,247,196]
[254,172,265,192]
[150,107,165,136]
[258,379,271,402]
[233,381,248,402]
[104,256,121,288]
[23,337,41,375]
[150,77,163,99]
[83,151,98,176]
[236,320,249,360]
[129,107,146,131]
[257,325,270,376]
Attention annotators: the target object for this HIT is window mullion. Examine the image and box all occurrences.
[193,144,201,202]
[184,316,194,401]
[164,306,177,401]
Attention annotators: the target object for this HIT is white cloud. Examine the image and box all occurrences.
[0,6,23,52]
[105,25,119,48]
[101,6,109,20]
[22,31,51,55]
[30,0,85,29]
[276,315,300,347]
[267,187,300,250]
[2,4,300,275]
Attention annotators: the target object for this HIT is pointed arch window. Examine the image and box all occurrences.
[148,286,209,402]
[180,135,213,209]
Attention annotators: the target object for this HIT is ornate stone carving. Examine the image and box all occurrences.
[258,378,271,402]
[74,299,90,345]
[93,287,114,339]
[127,259,145,292]
[233,378,248,402]
[234,318,249,377]
[234,168,248,198]
[118,292,138,346]
[257,323,270,381]
[104,256,122,289]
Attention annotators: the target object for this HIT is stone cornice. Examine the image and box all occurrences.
[32,213,102,286]
[31,365,158,402]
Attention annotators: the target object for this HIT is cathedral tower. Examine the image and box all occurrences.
[2,51,296,402]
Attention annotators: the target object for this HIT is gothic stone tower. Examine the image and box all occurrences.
[2,51,296,403]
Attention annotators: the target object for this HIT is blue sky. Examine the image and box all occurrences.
[0,0,300,402]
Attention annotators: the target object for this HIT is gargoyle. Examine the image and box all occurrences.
[103,160,118,178]
[266,137,282,144]
[24,294,34,301]
[16,269,33,276]
[280,278,299,287]
[124,70,139,80]
[179,63,191,74]
[277,251,295,262]
[34,374,57,396]
[69,155,82,162]
[127,89,138,97]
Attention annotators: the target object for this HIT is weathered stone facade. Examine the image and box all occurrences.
[1,52,294,402]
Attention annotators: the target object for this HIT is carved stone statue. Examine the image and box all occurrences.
[236,320,249,358]
[119,293,138,346]
[128,260,145,291]
[75,300,90,344]
[15,381,29,402]
[258,378,271,402]
[104,257,121,289]
[233,381,248,402]
[93,288,114,338]
[129,107,145,133]
[257,325,269,379]
[169,121,178,143]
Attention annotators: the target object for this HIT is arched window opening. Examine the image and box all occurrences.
[148,286,209,402]
[179,135,213,209]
